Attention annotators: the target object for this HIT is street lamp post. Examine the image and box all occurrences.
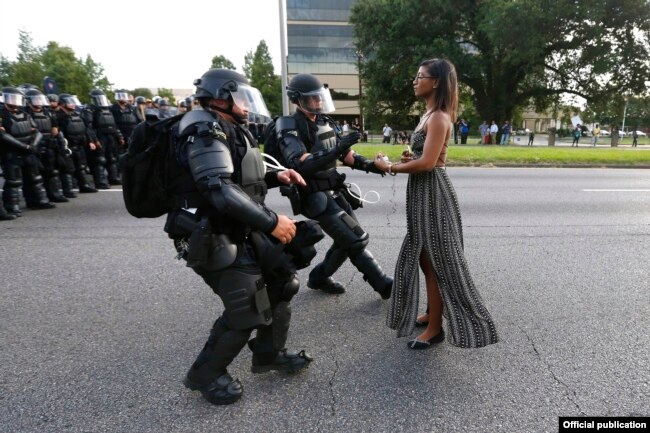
[622,95,629,135]
[356,51,364,133]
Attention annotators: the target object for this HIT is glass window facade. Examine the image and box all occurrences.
[287,24,357,75]
[287,0,355,21]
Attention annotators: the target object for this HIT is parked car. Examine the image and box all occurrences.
[618,130,627,137]
[635,130,647,137]
[599,129,611,136]
[514,128,527,135]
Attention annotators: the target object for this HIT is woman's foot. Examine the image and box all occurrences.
[415,314,429,327]
[407,329,445,350]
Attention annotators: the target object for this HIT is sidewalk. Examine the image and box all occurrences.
[467,134,650,149]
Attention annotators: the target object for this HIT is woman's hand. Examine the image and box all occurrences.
[373,153,389,173]
[401,149,414,163]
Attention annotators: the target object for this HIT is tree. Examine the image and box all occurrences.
[243,40,282,117]
[350,0,650,126]
[131,87,153,99]
[11,30,44,87]
[1,31,112,103]
[211,55,236,70]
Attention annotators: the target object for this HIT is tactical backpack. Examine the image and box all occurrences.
[261,117,284,166]
[119,114,184,218]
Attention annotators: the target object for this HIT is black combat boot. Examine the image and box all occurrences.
[307,247,348,294]
[184,317,250,406]
[60,174,77,198]
[349,248,393,299]
[248,338,312,374]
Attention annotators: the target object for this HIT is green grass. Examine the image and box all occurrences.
[349,144,650,167]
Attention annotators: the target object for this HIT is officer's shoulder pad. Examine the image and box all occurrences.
[178,109,218,135]
[276,116,297,131]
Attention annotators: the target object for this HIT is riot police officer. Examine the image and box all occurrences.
[25,88,70,202]
[134,96,147,123]
[55,94,98,193]
[272,74,392,298]
[164,69,315,405]
[82,89,123,187]
[0,86,55,215]
[110,90,139,153]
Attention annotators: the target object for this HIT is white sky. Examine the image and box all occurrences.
[0,0,283,91]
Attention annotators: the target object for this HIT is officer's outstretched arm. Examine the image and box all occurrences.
[276,116,360,176]
[349,152,386,176]
[188,134,278,233]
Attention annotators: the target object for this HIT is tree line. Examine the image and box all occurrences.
[1,31,282,116]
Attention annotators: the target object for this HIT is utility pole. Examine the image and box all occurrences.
[279,0,289,115]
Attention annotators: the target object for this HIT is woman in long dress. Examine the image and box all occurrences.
[374,59,498,350]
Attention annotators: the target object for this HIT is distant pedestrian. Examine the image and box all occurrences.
[489,121,498,144]
[632,128,638,147]
[500,121,511,145]
[527,130,535,146]
[592,124,600,146]
[382,124,392,143]
[459,119,469,144]
[478,120,488,144]
[571,125,581,147]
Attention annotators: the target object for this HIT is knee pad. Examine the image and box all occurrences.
[279,276,299,302]
[97,156,107,165]
[207,267,272,330]
[319,209,368,251]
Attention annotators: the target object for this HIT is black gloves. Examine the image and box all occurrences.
[337,131,361,153]
[351,154,386,176]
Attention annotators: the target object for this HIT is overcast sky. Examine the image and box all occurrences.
[0,0,283,90]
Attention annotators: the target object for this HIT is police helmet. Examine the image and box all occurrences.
[89,89,110,107]
[2,86,26,108]
[193,68,271,122]
[25,88,49,108]
[114,90,129,103]
[287,74,335,114]
[135,96,146,104]
[47,94,59,103]
[159,98,169,107]
[58,93,77,109]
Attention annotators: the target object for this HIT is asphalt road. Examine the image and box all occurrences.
[1,168,648,433]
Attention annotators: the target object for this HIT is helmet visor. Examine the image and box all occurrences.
[71,96,82,106]
[28,94,49,107]
[115,92,129,102]
[93,95,110,107]
[3,93,25,107]
[297,87,335,114]
[230,84,271,121]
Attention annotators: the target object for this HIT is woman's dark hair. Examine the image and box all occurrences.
[420,58,458,122]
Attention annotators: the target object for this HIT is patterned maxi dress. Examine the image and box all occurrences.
[386,129,498,348]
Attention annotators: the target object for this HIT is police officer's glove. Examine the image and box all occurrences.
[336,131,361,153]
[366,161,386,177]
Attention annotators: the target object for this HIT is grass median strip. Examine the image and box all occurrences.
[348,144,650,167]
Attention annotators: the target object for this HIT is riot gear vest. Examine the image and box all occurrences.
[91,107,118,134]
[309,120,338,171]
[1,109,34,144]
[59,111,87,143]
[239,129,267,204]
[28,109,54,141]
[111,104,138,138]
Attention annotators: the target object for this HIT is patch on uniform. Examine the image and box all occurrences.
[287,130,298,136]
[210,123,227,141]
